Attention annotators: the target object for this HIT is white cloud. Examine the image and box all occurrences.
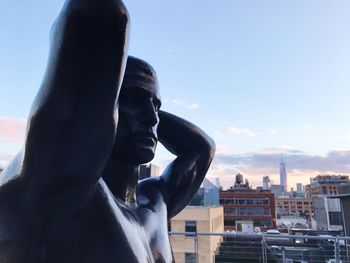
[172,99,200,110]
[227,126,255,138]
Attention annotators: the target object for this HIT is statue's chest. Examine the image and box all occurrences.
[85,187,154,263]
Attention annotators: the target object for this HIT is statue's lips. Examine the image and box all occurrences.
[134,136,156,147]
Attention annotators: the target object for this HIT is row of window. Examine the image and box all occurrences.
[278,205,313,211]
[224,207,271,216]
[278,201,311,205]
[220,198,270,205]
[224,219,273,227]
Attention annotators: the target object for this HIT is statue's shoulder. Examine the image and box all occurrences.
[138,176,165,196]
[137,177,167,211]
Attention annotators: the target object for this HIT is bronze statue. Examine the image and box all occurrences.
[0,0,215,262]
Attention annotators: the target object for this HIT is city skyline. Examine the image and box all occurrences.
[1,0,350,189]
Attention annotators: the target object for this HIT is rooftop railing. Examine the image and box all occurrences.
[169,232,350,263]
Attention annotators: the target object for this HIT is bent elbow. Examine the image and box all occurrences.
[202,134,216,162]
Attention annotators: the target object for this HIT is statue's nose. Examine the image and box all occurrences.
[141,101,158,127]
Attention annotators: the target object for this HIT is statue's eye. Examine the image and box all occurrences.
[121,92,143,105]
[153,99,161,112]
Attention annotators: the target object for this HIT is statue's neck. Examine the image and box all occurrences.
[102,161,139,205]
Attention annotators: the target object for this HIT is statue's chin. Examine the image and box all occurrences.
[133,147,155,165]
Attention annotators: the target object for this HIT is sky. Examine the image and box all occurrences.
[1,0,350,189]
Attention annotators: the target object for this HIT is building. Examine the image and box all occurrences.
[189,178,220,207]
[296,183,303,192]
[313,196,343,232]
[305,175,350,197]
[287,183,306,198]
[304,184,311,198]
[139,164,160,180]
[170,179,223,263]
[229,173,251,192]
[279,157,287,193]
[220,174,276,231]
[214,177,222,190]
[328,194,350,236]
[270,184,282,197]
[275,196,313,219]
[170,206,224,263]
[220,191,276,231]
[220,180,276,232]
[262,176,270,190]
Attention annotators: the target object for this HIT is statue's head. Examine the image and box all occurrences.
[113,56,161,164]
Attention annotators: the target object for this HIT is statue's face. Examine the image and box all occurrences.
[114,76,161,164]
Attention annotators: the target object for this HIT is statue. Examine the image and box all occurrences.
[0,0,215,262]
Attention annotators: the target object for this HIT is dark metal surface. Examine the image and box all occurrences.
[0,1,215,262]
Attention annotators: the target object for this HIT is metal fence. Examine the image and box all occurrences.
[169,232,350,263]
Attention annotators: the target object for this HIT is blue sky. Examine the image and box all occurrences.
[1,0,350,189]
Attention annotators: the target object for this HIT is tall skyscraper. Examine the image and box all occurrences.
[279,156,287,193]
[263,176,270,190]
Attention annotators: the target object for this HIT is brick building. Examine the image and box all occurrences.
[220,190,276,231]
[275,197,313,218]
[305,175,350,197]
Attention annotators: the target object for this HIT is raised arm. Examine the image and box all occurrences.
[12,0,129,205]
[158,111,215,219]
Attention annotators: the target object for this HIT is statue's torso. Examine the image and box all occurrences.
[0,179,172,263]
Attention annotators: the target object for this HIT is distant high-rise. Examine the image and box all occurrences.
[139,164,160,180]
[263,176,270,190]
[296,183,303,192]
[215,177,221,188]
[279,156,287,193]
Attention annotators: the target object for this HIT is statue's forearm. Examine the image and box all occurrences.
[158,110,215,157]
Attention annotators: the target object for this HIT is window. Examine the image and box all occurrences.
[254,220,272,227]
[237,198,245,204]
[224,207,237,216]
[237,207,271,215]
[185,221,197,236]
[329,212,343,226]
[168,221,171,232]
[322,186,327,194]
[185,253,197,263]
